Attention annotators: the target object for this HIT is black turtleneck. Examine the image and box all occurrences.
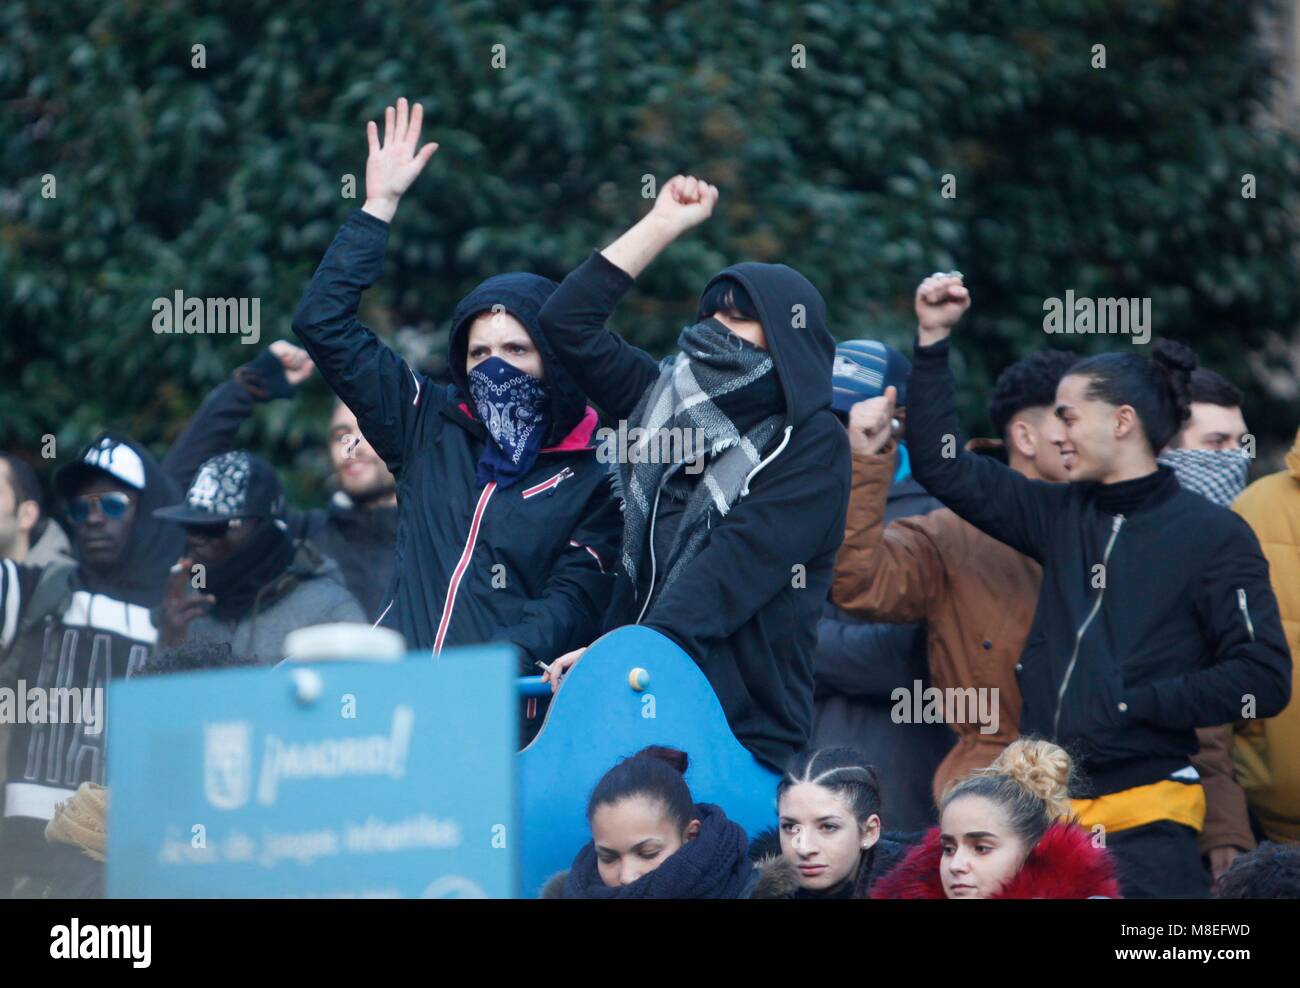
[1094,466,1167,516]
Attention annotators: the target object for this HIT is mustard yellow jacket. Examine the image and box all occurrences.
[1233,430,1300,842]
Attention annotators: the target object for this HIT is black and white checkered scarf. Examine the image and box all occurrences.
[1158,447,1250,507]
[618,319,785,605]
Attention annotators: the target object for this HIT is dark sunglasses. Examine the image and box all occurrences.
[67,491,133,525]
[181,518,245,539]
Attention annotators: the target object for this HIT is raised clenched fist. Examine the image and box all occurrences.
[915,271,971,345]
[648,174,720,234]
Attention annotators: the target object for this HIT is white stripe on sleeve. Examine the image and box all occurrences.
[0,559,21,652]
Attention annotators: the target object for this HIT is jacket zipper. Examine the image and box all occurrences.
[1237,588,1256,641]
[1053,513,1125,739]
[433,481,497,655]
[521,466,575,499]
[634,481,666,625]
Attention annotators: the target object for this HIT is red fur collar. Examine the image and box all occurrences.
[870,823,1122,900]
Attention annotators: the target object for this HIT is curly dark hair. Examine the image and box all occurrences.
[135,640,261,676]
[1215,841,1300,899]
[987,349,1081,438]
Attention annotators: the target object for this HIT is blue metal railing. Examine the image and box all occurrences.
[517,675,550,698]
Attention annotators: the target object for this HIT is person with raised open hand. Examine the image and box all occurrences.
[537,174,851,774]
[902,272,1290,898]
[291,98,622,745]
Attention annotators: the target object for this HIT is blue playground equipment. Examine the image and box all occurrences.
[516,625,781,898]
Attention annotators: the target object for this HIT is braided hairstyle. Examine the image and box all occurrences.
[779,747,883,896]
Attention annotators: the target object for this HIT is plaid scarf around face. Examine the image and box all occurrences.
[619,319,785,607]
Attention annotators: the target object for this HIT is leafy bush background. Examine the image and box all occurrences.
[3,0,1299,506]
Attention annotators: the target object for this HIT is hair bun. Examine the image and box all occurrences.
[990,739,1073,820]
[635,745,689,775]
[1151,339,1197,427]
[1151,338,1198,377]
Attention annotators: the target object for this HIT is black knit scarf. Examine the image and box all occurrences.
[206,520,296,619]
[559,803,752,899]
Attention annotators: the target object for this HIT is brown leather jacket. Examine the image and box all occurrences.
[831,446,1252,854]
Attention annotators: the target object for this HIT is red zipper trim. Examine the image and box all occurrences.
[569,539,606,573]
[433,481,497,655]
[521,467,574,499]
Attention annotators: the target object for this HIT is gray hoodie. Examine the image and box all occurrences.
[183,542,366,665]
[25,518,76,568]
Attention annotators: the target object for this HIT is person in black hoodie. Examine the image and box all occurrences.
[161,340,399,621]
[541,746,752,899]
[290,98,621,742]
[537,175,852,773]
[0,434,183,897]
[747,747,909,899]
[903,272,1291,898]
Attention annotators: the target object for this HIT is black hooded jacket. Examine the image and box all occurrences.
[0,435,182,887]
[303,496,397,619]
[538,251,852,772]
[161,367,400,621]
[291,210,621,671]
[906,339,1291,796]
[54,434,184,609]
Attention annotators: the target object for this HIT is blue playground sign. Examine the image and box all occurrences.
[106,646,517,898]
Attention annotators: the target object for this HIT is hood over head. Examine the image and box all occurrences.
[55,433,184,607]
[696,262,835,429]
[448,272,587,445]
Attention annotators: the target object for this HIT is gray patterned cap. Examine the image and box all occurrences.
[154,450,285,526]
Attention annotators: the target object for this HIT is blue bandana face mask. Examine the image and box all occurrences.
[467,356,550,489]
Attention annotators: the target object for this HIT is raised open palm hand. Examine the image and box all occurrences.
[363,97,439,222]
